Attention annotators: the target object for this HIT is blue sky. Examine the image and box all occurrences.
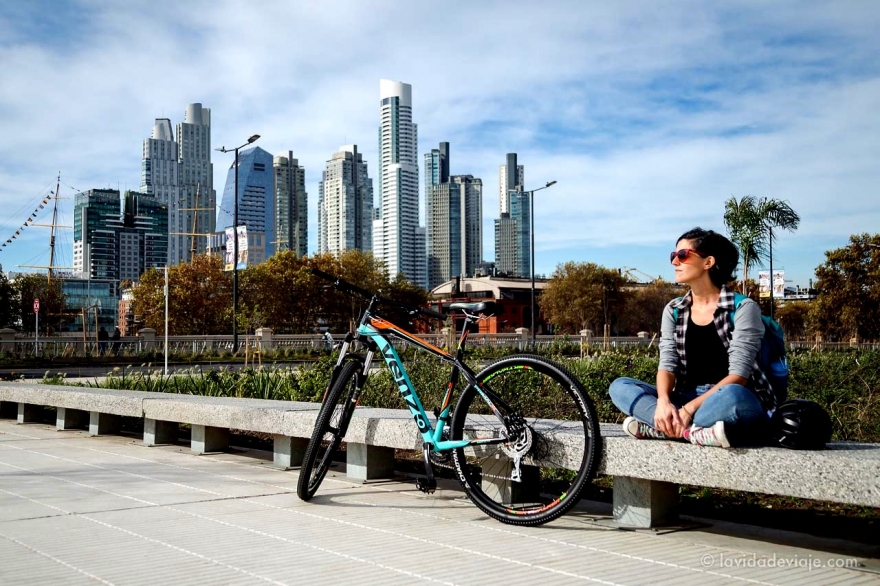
[1,1,878,288]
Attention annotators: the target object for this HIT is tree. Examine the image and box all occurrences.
[540,262,630,335]
[775,301,811,340]
[810,233,880,341]
[132,255,232,335]
[12,274,68,334]
[723,196,800,295]
[0,266,15,328]
[619,279,686,335]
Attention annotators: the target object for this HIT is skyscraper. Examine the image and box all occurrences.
[72,189,168,282]
[140,118,179,262]
[175,103,216,264]
[498,153,524,215]
[373,79,423,286]
[217,146,275,264]
[274,153,308,257]
[73,189,122,281]
[318,145,373,254]
[424,143,482,289]
[494,153,529,277]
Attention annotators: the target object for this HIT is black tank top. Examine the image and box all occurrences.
[685,314,729,387]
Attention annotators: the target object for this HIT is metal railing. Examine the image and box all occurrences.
[2,334,878,359]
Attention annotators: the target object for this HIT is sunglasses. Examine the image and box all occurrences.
[669,248,707,263]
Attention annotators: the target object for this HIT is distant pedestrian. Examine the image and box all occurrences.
[110,327,121,355]
[98,326,109,356]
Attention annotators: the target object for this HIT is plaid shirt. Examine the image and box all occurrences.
[669,285,777,413]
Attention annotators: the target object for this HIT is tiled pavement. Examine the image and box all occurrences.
[0,420,876,585]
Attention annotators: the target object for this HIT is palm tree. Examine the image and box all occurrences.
[723,196,800,296]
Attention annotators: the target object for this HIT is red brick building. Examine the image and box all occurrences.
[429,276,549,334]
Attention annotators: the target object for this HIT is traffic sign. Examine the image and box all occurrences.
[34,298,40,313]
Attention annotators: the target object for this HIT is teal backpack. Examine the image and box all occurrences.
[674,293,789,403]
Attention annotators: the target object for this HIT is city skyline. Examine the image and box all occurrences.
[2,2,879,288]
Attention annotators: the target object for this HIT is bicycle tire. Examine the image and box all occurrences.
[450,354,601,525]
[297,360,361,501]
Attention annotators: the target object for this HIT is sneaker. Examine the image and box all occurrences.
[622,416,672,440]
[684,421,730,448]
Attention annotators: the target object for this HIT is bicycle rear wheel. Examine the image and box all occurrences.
[450,354,600,525]
[297,360,361,501]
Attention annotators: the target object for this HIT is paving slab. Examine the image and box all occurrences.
[0,419,876,586]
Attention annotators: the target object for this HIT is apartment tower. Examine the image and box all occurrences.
[274,153,308,257]
[373,79,424,286]
[318,145,374,254]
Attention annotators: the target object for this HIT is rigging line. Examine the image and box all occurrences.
[0,181,55,234]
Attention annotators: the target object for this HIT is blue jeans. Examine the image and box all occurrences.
[609,377,769,446]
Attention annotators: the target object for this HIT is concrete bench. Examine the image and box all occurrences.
[1,381,878,529]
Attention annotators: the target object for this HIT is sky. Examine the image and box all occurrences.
[1,0,878,289]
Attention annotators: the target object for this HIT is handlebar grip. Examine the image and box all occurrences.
[418,307,446,321]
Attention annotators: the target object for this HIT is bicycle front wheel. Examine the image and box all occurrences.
[450,354,600,525]
[297,360,361,501]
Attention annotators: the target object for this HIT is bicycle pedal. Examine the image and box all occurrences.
[416,477,437,494]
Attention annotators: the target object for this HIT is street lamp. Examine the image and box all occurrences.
[524,180,557,345]
[216,134,260,353]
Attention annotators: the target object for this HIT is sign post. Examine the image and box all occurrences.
[34,298,40,355]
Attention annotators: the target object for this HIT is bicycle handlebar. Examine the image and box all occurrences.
[310,268,446,322]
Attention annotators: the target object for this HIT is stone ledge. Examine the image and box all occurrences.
[2,381,878,507]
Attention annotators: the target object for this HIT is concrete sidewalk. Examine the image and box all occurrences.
[0,420,876,586]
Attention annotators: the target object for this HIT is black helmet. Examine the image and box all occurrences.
[771,399,832,450]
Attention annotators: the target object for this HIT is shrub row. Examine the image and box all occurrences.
[63,347,880,443]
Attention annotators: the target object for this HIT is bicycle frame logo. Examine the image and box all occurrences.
[358,317,484,452]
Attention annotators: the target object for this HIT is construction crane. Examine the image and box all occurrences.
[619,267,661,284]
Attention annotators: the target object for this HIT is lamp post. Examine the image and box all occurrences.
[524,180,557,345]
[216,134,260,353]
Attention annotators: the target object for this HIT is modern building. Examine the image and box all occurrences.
[498,153,524,216]
[273,152,308,257]
[318,145,374,254]
[373,79,424,286]
[73,189,169,283]
[73,189,122,281]
[424,142,483,289]
[216,146,274,265]
[140,118,179,262]
[175,103,216,264]
[118,191,168,282]
[494,153,529,277]
[60,278,117,334]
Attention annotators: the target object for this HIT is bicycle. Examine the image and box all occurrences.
[296,269,602,526]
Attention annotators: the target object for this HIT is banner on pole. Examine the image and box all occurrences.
[758,271,770,298]
[224,226,249,271]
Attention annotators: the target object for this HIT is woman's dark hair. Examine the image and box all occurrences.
[677,227,739,287]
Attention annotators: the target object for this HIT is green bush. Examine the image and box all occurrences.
[75,347,880,443]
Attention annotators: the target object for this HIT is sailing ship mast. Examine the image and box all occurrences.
[171,183,213,258]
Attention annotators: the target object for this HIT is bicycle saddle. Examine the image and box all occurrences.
[448,301,497,314]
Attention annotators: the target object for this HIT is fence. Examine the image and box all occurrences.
[1,329,878,360]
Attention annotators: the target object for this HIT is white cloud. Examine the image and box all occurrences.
[0,0,877,286]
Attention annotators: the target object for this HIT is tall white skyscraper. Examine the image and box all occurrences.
[175,103,216,265]
[140,118,179,262]
[318,145,373,254]
[498,153,524,215]
[373,79,423,286]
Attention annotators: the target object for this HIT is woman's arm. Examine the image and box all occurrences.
[655,302,681,435]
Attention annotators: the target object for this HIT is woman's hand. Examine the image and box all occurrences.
[675,407,693,437]
[654,400,681,436]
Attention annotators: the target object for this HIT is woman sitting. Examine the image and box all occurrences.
[609,228,775,447]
